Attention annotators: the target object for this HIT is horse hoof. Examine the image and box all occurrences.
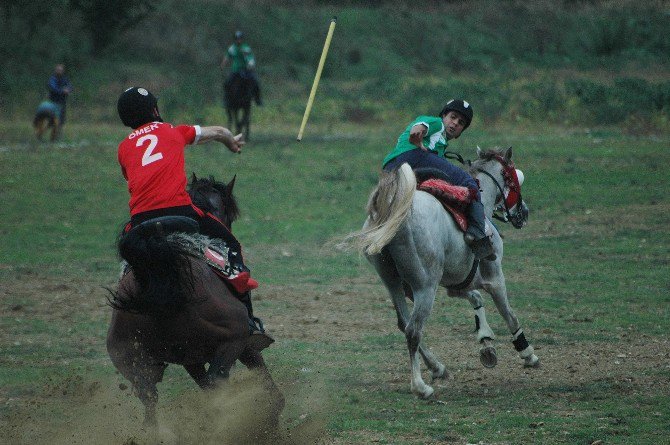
[419,387,435,399]
[480,346,498,368]
[523,355,540,368]
[411,383,434,399]
[430,364,450,382]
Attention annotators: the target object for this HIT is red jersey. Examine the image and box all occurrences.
[118,121,202,215]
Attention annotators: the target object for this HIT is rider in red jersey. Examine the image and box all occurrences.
[117,87,270,341]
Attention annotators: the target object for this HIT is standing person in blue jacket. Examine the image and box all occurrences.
[47,64,73,132]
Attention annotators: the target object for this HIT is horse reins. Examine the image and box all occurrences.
[445,150,520,224]
[443,151,468,166]
[475,167,515,224]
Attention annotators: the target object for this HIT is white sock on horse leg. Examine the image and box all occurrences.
[474,306,495,342]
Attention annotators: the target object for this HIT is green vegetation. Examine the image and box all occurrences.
[2,0,669,130]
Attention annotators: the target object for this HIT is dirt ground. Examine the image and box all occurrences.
[1,271,669,444]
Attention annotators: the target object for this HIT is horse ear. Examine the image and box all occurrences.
[226,175,237,193]
[476,146,483,158]
[505,146,513,161]
[191,172,198,183]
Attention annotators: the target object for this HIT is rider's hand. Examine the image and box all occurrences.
[409,124,428,151]
[228,133,245,153]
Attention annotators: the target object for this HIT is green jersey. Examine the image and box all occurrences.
[226,43,256,73]
[382,116,448,167]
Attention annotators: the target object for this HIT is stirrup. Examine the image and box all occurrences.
[249,316,265,333]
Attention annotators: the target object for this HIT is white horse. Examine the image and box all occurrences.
[345,147,539,399]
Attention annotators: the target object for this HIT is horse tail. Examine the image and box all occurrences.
[109,230,195,315]
[340,163,416,255]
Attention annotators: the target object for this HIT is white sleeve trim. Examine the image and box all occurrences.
[428,130,443,151]
[192,125,202,144]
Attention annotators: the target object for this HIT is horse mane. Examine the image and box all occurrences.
[468,147,507,174]
[188,174,240,225]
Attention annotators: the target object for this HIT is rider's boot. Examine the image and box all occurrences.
[225,250,273,350]
[226,269,258,294]
[238,291,275,351]
[464,201,497,261]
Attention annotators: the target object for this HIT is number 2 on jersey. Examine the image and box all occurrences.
[137,134,163,166]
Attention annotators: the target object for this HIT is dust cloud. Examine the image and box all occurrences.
[2,369,329,445]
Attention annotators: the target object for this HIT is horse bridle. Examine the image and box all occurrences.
[190,186,231,228]
[478,155,528,229]
[445,151,528,229]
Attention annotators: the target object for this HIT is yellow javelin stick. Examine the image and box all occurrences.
[297,17,337,141]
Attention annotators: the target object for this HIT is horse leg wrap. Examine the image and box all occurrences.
[512,329,530,352]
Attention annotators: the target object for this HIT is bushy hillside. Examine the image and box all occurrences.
[2,0,669,130]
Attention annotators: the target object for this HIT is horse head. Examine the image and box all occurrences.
[188,173,240,229]
[471,147,529,229]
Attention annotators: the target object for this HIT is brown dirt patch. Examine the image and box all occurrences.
[1,271,669,444]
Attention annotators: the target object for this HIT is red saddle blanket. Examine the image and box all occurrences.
[417,179,472,232]
[204,245,258,293]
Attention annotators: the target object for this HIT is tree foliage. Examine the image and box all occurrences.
[2,0,668,128]
[68,0,154,55]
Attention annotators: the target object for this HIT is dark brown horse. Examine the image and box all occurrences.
[224,72,255,140]
[106,174,283,427]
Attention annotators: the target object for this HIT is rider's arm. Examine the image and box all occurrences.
[47,76,60,95]
[244,49,256,70]
[198,126,245,153]
[221,45,235,70]
[408,123,428,151]
[62,77,72,94]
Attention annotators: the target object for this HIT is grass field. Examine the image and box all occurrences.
[1,119,669,444]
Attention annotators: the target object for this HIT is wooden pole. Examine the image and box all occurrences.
[297,17,337,141]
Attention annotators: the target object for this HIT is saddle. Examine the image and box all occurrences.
[122,216,257,293]
[128,216,200,237]
[415,168,474,232]
[414,169,491,290]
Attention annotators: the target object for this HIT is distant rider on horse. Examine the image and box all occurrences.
[116,86,269,337]
[221,30,262,106]
[382,99,496,261]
